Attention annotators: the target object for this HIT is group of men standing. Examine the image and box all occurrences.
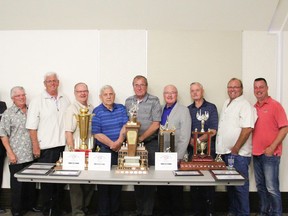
[0,72,287,216]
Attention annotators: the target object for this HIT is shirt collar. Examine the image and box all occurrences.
[255,96,271,107]
[191,99,207,109]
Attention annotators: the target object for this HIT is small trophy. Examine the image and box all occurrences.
[159,120,176,153]
[74,107,94,150]
[196,109,209,132]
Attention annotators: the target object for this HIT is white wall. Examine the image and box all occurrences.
[1,30,288,192]
[0,30,147,188]
[242,31,288,191]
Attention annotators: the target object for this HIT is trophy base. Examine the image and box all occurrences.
[179,160,226,170]
[75,149,92,157]
[192,155,214,162]
[115,166,148,174]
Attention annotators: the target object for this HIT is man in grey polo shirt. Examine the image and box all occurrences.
[125,75,162,216]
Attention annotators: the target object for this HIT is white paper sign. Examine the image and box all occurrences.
[63,152,86,170]
[88,152,111,171]
[155,152,178,170]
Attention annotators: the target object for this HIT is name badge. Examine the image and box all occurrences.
[155,152,178,170]
[63,152,85,170]
[88,152,111,171]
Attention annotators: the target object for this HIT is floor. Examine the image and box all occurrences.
[1,209,288,216]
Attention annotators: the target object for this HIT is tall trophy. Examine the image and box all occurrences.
[74,107,94,155]
[116,103,149,174]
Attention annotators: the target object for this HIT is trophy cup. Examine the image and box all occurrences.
[74,107,94,158]
[196,109,209,132]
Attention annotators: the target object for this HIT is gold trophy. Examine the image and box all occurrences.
[74,107,94,156]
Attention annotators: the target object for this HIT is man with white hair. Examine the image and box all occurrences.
[26,72,70,216]
[0,86,39,216]
[157,84,191,216]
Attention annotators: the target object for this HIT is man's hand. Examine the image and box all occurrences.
[110,141,121,152]
[264,146,274,156]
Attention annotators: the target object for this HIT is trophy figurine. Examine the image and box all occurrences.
[199,141,207,155]
[196,110,209,132]
[74,107,94,150]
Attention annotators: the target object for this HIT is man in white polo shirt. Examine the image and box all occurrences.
[26,72,70,216]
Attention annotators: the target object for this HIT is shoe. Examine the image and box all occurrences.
[0,207,5,214]
[31,207,41,212]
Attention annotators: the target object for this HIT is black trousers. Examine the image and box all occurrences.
[97,146,122,216]
[157,186,184,216]
[37,146,65,214]
[9,162,38,214]
[134,137,158,216]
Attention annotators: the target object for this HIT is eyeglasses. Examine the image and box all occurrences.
[13,94,26,98]
[134,84,147,88]
[75,90,89,94]
[45,80,59,84]
[227,86,241,89]
[164,92,177,95]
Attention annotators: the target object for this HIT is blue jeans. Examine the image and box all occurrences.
[224,154,251,216]
[253,155,282,216]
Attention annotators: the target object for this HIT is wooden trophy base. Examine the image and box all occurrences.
[192,155,214,162]
[179,160,226,171]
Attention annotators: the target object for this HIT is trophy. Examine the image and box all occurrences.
[126,103,141,156]
[192,110,212,161]
[74,107,94,150]
[159,120,176,153]
[178,109,226,170]
[116,103,149,174]
[196,109,209,132]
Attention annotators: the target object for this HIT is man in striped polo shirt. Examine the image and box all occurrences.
[92,85,128,216]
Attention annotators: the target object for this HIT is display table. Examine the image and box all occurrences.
[15,163,245,186]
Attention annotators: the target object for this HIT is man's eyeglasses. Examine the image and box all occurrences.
[227,86,241,89]
[75,90,89,94]
[45,80,59,84]
[134,84,147,88]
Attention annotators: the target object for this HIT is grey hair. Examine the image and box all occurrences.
[100,85,115,95]
[10,86,25,98]
[132,75,148,86]
[44,72,59,81]
[74,82,88,91]
[190,82,204,89]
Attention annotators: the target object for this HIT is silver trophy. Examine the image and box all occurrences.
[196,110,209,132]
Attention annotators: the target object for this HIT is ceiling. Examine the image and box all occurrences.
[0,0,287,31]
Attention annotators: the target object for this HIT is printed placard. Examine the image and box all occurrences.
[155,152,177,170]
[63,152,85,170]
[88,152,111,171]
